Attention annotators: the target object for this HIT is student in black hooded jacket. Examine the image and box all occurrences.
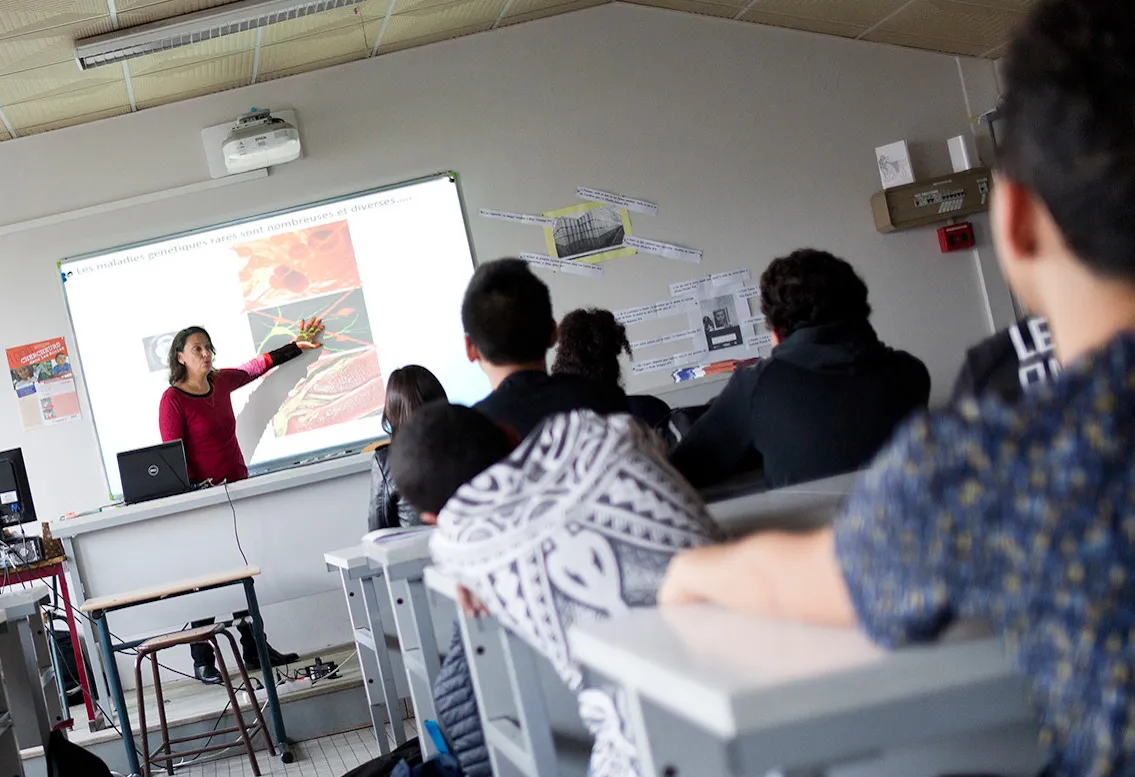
[670,249,930,489]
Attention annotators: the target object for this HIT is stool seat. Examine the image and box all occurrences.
[139,625,223,652]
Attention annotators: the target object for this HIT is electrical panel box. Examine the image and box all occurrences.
[872,167,993,233]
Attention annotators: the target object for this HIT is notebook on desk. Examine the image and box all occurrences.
[117,441,192,505]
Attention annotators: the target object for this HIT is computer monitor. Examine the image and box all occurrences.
[0,448,36,528]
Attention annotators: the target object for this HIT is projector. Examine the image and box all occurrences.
[222,109,301,174]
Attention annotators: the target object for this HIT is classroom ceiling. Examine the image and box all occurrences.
[0,0,1030,141]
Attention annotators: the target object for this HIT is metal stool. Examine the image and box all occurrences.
[134,624,275,776]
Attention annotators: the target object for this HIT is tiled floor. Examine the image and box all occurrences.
[177,725,414,776]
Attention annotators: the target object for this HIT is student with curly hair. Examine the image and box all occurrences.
[551,308,671,428]
[670,249,930,488]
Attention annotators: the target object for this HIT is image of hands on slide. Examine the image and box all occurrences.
[235,220,362,310]
[248,289,373,355]
[272,347,385,438]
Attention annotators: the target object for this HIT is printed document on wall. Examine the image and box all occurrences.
[6,337,82,431]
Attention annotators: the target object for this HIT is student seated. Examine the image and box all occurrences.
[951,315,1060,403]
[391,403,721,777]
[368,365,448,531]
[552,307,671,428]
[670,250,930,489]
[462,259,628,438]
[660,1,1135,772]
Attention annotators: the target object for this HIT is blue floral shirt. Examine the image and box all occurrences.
[835,332,1135,776]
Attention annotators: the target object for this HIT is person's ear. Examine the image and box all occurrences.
[992,174,1041,266]
[548,322,559,348]
[421,511,438,526]
[464,335,479,363]
[770,331,781,347]
[177,353,186,366]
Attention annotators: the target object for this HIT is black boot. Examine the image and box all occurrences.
[238,623,298,670]
[195,664,223,686]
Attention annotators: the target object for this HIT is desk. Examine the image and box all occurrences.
[0,584,65,770]
[80,566,291,777]
[1,554,94,723]
[50,453,372,724]
[570,606,1041,777]
[706,472,858,535]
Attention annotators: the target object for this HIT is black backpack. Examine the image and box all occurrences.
[45,729,113,777]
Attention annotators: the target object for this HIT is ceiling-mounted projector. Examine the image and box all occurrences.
[222,109,301,174]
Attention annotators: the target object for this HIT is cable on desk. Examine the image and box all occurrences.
[224,482,249,566]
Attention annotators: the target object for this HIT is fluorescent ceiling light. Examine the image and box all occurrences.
[74,0,369,70]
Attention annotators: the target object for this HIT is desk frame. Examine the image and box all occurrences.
[85,575,291,777]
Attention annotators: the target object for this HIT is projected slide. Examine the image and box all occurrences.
[63,174,487,495]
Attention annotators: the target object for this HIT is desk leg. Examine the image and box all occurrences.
[56,570,95,722]
[360,573,408,752]
[93,612,140,777]
[242,578,293,764]
[63,537,111,732]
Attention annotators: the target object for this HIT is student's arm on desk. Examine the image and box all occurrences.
[658,528,856,627]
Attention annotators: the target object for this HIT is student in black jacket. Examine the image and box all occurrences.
[462,259,628,438]
[951,315,1059,403]
[670,249,930,489]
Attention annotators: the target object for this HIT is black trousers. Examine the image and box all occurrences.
[189,612,261,667]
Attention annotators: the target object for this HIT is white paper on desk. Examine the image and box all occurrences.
[615,296,697,325]
[479,208,555,227]
[623,235,702,263]
[520,253,604,278]
[577,187,659,216]
[630,328,700,352]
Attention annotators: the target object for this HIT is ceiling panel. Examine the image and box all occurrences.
[622,0,743,21]
[377,0,507,49]
[500,0,611,26]
[4,79,130,132]
[0,17,116,76]
[18,104,132,135]
[740,9,865,37]
[257,50,369,83]
[125,30,258,74]
[0,123,11,141]
[0,1,108,40]
[260,4,372,44]
[0,59,122,105]
[257,20,371,74]
[746,0,908,27]
[116,0,246,26]
[863,0,1025,52]
[131,49,253,106]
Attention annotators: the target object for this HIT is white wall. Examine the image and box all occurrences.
[0,4,1003,523]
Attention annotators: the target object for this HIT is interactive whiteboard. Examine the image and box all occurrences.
[62,173,486,495]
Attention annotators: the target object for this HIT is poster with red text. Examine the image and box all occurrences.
[6,337,81,430]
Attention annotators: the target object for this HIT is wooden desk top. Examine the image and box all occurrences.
[81,565,260,613]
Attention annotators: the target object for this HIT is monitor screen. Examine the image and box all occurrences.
[0,449,36,526]
[62,174,487,496]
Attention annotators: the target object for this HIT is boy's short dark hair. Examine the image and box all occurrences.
[998,0,1135,281]
[389,402,514,514]
[461,259,555,365]
[759,249,871,339]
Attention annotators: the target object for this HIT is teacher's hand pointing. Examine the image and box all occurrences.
[296,317,325,350]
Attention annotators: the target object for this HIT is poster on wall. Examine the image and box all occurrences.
[6,337,82,431]
[542,202,636,265]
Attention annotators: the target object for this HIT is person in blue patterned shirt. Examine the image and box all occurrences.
[658,1,1135,774]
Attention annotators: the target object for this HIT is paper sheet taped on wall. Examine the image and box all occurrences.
[670,269,752,297]
[736,286,760,301]
[577,187,659,216]
[630,328,701,352]
[615,296,697,325]
[631,350,704,375]
[480,208,555,227]
[623,235,702,263]
[520,253,604,278]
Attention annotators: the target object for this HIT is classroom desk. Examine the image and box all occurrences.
[50,452,372,728]
[0,584,66,762]
[706,471,858,534]
[570,607,1042,777]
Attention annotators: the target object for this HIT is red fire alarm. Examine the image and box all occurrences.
[938,222,975,253]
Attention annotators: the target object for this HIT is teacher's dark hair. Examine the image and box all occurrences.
[167,326,215,386]
[382,365,449,437]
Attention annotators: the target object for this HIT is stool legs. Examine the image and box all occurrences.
[134,653,152,777]
[149,654,174,776]
[217,629,276,757]
[210,636,262,777]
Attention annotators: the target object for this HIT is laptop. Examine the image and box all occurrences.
[118,440,192,505]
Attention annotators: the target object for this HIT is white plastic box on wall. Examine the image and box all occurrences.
[200,109,300,179]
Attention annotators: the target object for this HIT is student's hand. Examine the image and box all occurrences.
[457,585,490,618]
[296,317,325,350]
[657,550,709,607]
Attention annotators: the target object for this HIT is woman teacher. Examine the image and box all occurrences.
[159,318,324,684]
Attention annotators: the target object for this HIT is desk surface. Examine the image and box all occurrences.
[0,583,51,621]
[51,452,372,539]
[569,605,1021,739]
[81,565,260,613]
